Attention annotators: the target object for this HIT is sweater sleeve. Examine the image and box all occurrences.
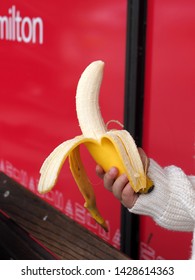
[129,159,195,232]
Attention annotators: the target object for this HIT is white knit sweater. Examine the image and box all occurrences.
[129,159,195,260]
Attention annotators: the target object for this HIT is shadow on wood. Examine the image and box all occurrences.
[0,172,129,260]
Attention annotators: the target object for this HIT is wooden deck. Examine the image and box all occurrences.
[0,172,129,260]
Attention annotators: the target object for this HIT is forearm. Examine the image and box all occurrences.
[129,159,195,232]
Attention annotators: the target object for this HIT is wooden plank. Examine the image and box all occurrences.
[0,211,56,259]
[0,172,129,260]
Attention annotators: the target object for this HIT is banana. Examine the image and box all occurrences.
[38,60,153,231]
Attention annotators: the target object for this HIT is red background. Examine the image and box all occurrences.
[141,0,195,259]
[0,0,126,249]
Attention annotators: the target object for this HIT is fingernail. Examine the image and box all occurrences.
[108,167,118,176]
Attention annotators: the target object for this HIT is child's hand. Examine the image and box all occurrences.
[96,148,148,209]
[96,165,139,209]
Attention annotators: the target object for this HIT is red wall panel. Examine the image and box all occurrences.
[0,0,127,248]
[141,0,195,259]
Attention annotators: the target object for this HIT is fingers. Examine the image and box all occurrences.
[96,165,119,190]
[103,167,118,192]
[111,174,139,208]
[95,165,105,179]
[111,174,129,200]
[120,182,139,208]
[96,165,139,208]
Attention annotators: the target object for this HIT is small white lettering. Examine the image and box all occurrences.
[65,199,74,219]
[112,228,120,249]
[140,242,165,260]
[75,202,86,225]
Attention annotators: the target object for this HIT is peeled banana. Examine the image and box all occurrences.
[38,60,153,231]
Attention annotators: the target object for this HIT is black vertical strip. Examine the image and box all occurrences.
[121,0,147,259]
